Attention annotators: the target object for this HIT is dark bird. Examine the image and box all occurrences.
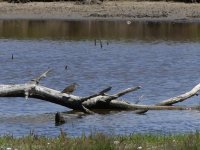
[61,83,79,94]
[65,65,68,70]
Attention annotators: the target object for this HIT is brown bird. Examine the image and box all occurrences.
[61,83,79,94]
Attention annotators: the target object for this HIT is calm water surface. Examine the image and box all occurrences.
[0,20,200,137]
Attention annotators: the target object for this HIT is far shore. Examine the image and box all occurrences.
[0,1,200,22]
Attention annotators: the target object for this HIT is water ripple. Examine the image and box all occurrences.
[0,38,200,137]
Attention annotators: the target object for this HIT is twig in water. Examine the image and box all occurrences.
[94,39,96,46]
[100,40,103,49]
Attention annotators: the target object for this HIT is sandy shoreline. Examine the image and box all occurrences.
[0,1,200,22]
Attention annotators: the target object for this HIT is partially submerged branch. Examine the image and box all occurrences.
[157,83,200,106]
[55,111,86,126]
[0,69,200,119]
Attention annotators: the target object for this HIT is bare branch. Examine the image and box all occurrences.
[134,83,200,114]
[157,83,200,106]
[104,86,141,103]
[80,86,112,103]
[30,69,52,84]
[114,86,141,97]
[108,100,196,110]
[100,86,112,94]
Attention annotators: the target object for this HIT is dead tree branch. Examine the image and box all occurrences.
[104,86,141,103]
[0,69,200,117]
[30,69,52,84]
[80,86,112,103]
[157,83,200,106]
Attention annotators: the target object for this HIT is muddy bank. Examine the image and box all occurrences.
[0,1,200,22]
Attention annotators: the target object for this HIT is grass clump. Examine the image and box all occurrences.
[1,131,200,150]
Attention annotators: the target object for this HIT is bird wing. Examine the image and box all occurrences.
[61,85,73,94]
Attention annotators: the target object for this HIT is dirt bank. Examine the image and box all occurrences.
[0,1,200,22]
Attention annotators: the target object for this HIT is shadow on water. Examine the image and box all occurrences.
[0,20,200,42]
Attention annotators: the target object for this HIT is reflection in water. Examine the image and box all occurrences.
[0,20,200,41]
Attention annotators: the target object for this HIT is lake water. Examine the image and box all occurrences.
[0,20,200,137]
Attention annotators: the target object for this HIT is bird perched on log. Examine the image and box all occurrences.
[61,83,79,94]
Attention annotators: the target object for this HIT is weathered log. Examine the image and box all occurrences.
[0,69,200,118]
[0,82,198,111]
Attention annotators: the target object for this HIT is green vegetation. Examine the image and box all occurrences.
[1,131,200,150]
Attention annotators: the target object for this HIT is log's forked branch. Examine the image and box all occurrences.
[105,86,141,102]
[114,86,141,97]
[130,104,195,110]
[135,83,200,114]
[30,69,52,84]
[157,83,200,106]
[109,100,198,111]
[100,86,112,94]
[77,87,112,114]
[80,86,112,103]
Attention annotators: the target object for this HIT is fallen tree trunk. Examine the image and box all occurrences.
[1,81,199,111]
[2,82,196,110]
[0,69,200,124]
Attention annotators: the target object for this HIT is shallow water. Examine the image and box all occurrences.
[0,20,200,137]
